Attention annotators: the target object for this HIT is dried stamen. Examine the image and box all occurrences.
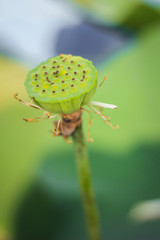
[62,54,72,62]
[97,76,108,88]
[87,104,118,129]
[14,93,41,109]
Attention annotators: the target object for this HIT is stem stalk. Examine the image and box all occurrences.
[72,124,101,240]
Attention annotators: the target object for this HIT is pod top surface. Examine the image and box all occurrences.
[25,55,97,103]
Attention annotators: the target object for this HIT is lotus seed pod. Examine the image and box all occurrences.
[25,55,97,114]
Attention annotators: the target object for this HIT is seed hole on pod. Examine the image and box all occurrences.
[44,72,48,75]
[34,78,37,81]
[52,66,55,68]
[35,74,38,77]
[36,85,39,87]
[42,66,46,69]
[53,60,56,63]
[42,90,46,93]
[80,79,83,81]
[71,84,74,87]
[57,65,60,68]
[83,70,86,74]
[65,73,68,75]
[62,89,65,92]
[70,60,74,63]
[78,64,81,67]
[62,81,65,83]
[52,91,56,93]
[74,72,77,75]
[67,67,71,69]
[83,75,85,78]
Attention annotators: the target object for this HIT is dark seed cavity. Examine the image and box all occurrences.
[52,91,55,93]
[72,78,75,80]
[62,81,65,83]
[71,84,74,87]
[74,72,77,75]
[80,79,83,81]
[70,61,74,63]
[42,66,46,68]
[52,66,55,68]
[65,73,68,75]
[36,84,39,87]
[44,72,48,75]
[62,89,65,92]
[42,90,46,92]
[67,67,70,69]
[35,78,37,81]
[83,75,85,78]
[78,64,81,67]
[53,61,56,63]
[35,74,38,77]
[83,70,86,74]
[57,65,60,68]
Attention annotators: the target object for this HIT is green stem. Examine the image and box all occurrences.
[72,124,101,240]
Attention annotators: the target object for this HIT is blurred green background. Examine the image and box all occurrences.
[0,0,160,239]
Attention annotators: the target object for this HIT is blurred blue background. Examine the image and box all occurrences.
[0,0,160,239]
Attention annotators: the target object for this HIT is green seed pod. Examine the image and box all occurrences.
[25,54,97,114]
